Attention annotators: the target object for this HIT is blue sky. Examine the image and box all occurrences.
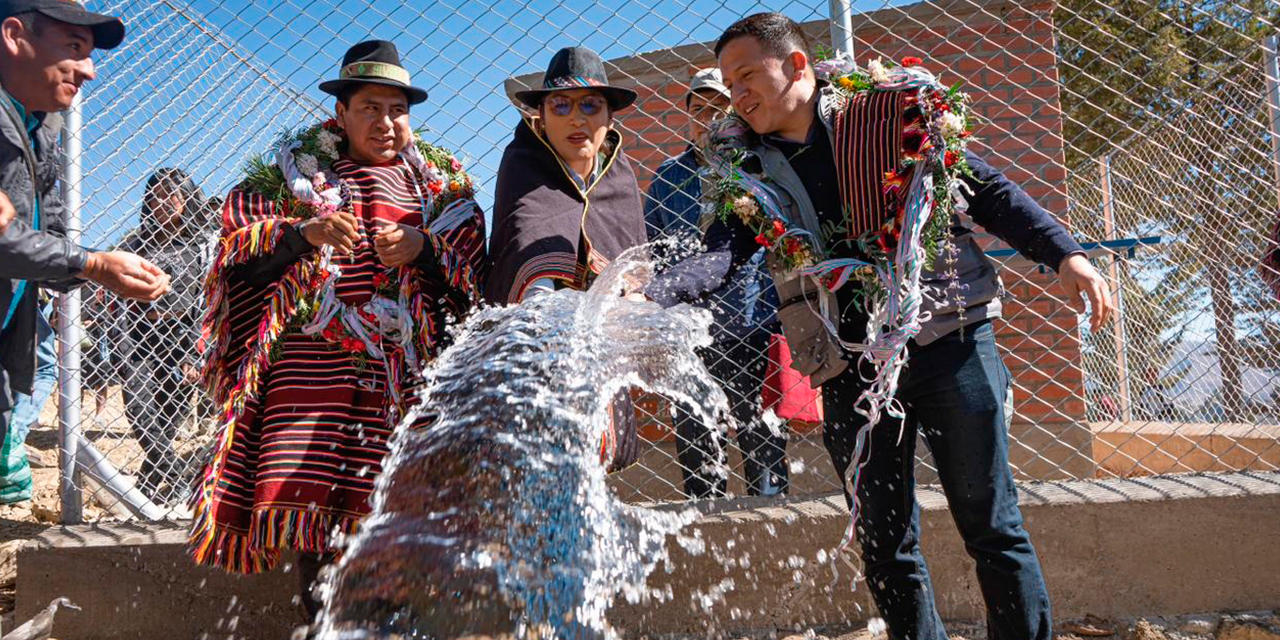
[75,0,897,247]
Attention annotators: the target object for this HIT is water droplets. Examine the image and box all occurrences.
[314,247,727,640]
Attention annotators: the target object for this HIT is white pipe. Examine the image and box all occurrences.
[828,0,856,59]
[57,93,84,524]
[73,432,166,521]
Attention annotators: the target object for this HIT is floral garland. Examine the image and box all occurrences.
[241,120,481,407]
[700,54,981,580]
[243,118,475,227]
[705,54,975,284]
[702,53,978,414]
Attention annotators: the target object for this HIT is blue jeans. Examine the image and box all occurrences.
[10,306,57,444]
[0,305,56,503]
[822,320,1051,640]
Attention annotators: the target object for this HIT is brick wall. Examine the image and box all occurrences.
[512,0,1093,480]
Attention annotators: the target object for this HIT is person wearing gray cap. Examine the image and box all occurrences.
[0,0,170,482]
[643,68,788,498]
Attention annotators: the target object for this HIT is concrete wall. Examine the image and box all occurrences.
[1092,421,1280,477]
[18,472,1280,639]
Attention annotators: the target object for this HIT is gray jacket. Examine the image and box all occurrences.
[0,86,89,394]
[647,85,1084,385]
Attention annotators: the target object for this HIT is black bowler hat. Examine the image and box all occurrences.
[514,46,637,112]
[318,40,428,105]
[0,0,125,49]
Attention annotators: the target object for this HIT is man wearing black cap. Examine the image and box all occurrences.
[644,68,789,499]
[0,0,168,471]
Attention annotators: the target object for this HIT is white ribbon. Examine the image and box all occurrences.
[277,140,342,212]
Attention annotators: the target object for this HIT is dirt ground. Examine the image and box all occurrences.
[758,611,1280,640]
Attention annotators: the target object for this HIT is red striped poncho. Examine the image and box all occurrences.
[189,153,485,574]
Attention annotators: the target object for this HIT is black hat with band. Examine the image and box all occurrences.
[318,40,428,106]
[0,0,125,50]
[514,46,637,111]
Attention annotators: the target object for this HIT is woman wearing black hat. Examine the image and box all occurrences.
[486,46,645,304]
[486,46,646,471]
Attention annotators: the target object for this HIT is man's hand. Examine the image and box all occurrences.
[0,189,14,235]
[81,251,170,302]
[299,211,360,254]
[1058,253,1113,332]
[373,220,425,268]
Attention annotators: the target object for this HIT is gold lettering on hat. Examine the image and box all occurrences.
[340,62,411,85]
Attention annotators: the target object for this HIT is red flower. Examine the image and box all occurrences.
[358,309,378,324]
[321,118,339,131]
[342,337,364,352]
[373,272,390,288]
[944,150,958,167]
[772,220,786,237]
[322,329,337,341]
[785,237,803,256]
[427,181,444,195]
[960,130,972,138]
[902,56,923,67]
[755,233,770,247]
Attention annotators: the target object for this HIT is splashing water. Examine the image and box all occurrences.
[315,248,731,640]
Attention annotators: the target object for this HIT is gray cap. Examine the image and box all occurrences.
[685,68,729,106]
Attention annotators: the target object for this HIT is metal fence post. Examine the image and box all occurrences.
[1099,154,1132,422]
[828,0,855,58]
[57,92,84,525]
[1264,34,1280,207]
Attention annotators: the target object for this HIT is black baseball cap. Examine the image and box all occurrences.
[0,0,125,50]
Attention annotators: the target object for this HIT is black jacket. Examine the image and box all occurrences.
[0,86,88,394]
[484,120,646,304]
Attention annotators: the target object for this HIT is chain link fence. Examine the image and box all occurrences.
[27,0,1280,523]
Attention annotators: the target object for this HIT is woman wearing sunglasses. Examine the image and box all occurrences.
[487,46,645,472]
[487,46,645,305]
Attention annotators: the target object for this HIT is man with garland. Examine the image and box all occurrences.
[187,40,486,620]
[647,13,1113,640]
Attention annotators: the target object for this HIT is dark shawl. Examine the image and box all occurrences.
[485,119,646,304]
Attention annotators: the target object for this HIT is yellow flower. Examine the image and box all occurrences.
[449,181,461,192]
[838,77,855,90]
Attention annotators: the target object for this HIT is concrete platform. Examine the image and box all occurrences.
[17,472,1280,639]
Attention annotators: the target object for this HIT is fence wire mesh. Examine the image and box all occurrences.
[27,0,1280,522]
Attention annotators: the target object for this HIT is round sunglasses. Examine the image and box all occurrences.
[545,94,607,117]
